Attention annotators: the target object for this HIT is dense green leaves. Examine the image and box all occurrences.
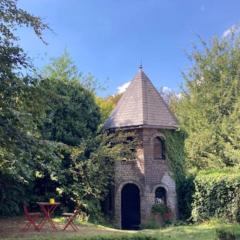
[42,51,101,93]
[174,34,240,170]
[0,0,48,181]
[0,0,50,215]
[169,33,240,222]
[163,129,186,183]
[39,52,102,146]
[192,169,240,222]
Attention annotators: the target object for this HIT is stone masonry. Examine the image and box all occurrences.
[114,128,177,228]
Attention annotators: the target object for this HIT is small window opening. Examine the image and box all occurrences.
[155,187,167,204]
[153,137,166,160]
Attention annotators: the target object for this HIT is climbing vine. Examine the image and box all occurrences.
[162,129,194,220]
[162,129,186,183]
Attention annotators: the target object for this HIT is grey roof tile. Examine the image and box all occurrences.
[104,68,178,129]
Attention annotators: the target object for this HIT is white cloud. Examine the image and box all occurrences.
[222,25,238,38]
[117,81,131,94]
[160,86,182,101]
[162,86,172,94]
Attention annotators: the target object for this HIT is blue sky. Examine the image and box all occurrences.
[18,0,240,97]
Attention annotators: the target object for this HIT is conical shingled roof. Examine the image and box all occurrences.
[104,68,178,129]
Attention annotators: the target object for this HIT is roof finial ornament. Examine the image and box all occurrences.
[139,59,143,70]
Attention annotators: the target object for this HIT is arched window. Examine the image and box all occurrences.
[155,187,167,204]
[153,137,165,160]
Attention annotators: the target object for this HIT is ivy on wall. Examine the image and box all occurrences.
[162,129,195,220]
[163,129,186,183]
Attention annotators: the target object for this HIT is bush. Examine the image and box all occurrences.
[192,169,240,222]
[151,203,170,215]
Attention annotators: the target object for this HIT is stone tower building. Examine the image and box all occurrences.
[104,67,178,229]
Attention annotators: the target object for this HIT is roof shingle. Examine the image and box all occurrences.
[104,68,178,129]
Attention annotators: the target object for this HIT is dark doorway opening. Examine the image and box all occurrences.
[121,183,140,230]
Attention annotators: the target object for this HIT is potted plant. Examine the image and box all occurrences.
[151,203,172,226]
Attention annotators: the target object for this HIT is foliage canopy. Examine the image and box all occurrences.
[174,34,240,170]
[0,1,136,218]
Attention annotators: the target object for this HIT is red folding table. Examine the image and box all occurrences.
[37,202,60,230]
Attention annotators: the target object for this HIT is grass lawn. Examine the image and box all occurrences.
[144,221,240,240]
[0,217,239,240]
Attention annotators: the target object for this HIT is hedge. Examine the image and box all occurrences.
[192,168,240,222]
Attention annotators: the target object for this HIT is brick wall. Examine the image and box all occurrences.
[114,128,177,228]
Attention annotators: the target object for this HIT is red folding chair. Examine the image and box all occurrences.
[21,204,42,232]
[62,209,79,231]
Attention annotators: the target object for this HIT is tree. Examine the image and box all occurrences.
[32,55,137,219]
[42,51,101,93]
[0,0,49,215]
[174,33,240,170]
[0,1,138,218]
[39,55,101,145]
[96,93,122,122]
[0,0,48,181]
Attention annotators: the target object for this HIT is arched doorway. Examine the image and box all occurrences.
[121,183,141,230]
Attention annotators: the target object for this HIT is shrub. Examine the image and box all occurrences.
[151,203,170,215]
[192,169,240,222]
